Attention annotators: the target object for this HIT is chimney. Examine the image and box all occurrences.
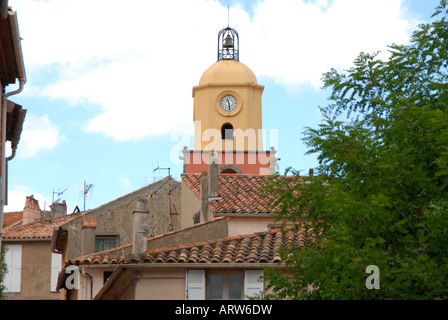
[50,200,67,219]
[81,216,96,255]
[23,195,41,225]
[132,199,150,255]
[208,153,219,198]
[200,171,213,222]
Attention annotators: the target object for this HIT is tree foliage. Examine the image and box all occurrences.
[0,245,7,299]
[263,1,448,299]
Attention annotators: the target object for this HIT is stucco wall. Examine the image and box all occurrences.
[147,217,229,250]
[134,268,186,300]
[95,267,186,300]
[226,216,276,237]
[184,151,274,175]
[181,179,201,229]
[5,241,61,300]
[97,266,274,300]
[95,268,135,300]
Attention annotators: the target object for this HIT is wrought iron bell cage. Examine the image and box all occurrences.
[218,27,239,61]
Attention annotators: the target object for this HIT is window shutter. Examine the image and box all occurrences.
[244,270,264,299]
[4,245,22,293]
[50,253,62,292]
[186,269,205,300]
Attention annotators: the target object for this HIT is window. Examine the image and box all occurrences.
[218,165,242,174]
[95,236,117,252]
[221,123,233,140]
[207,271,243,299]
[268,223,294,231]
[220,168,239,174]
[193,212,200,225]
[185,269,263,300]
[4,244,22,293]
[104,271,114,284]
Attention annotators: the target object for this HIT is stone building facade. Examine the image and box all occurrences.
[54,176,181,261]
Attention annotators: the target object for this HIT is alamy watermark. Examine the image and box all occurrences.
[365,265,380,290]
[65,265,80,290]
[169,121,279,166]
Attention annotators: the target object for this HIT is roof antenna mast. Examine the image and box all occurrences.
[83,181,93,211]
[227,0,230,27]
[52,188,68,205]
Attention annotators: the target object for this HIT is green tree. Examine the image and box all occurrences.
[263,1,448,299]
[0,245,7,299]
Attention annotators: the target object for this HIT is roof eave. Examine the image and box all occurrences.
[2,237,51,242]
[214,212,277,217]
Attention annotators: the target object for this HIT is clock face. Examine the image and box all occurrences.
[220,95,237,112]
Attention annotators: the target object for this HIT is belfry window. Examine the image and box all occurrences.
[222,123,233,140]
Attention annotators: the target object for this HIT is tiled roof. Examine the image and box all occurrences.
[69,223,321,266]
[2,213,83,240]
[2,212,23,229]
[66,217,228,265]
[182,174,283,214]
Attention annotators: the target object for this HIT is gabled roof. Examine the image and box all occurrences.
[51,177,179,235]
[182,173,282,214]
[2,213,84,240]
[68,223,320,266]
[74,176,179,218]
[141,225,318,264]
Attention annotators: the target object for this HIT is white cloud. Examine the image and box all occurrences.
[5,185,50,212]
[5,185,78,213]
[118,177,131,191]
[11,0,420,141]
[18,113,64,158]
[243,0,417,88]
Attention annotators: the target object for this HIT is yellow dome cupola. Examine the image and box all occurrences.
[198,59,258,86]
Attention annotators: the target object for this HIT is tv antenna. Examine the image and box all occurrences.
[52,188,68,205]
[153,167,171,178]
[83,181,94,211]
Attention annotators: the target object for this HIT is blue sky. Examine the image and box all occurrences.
[4,0,442,213]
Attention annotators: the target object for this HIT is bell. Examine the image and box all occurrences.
[223,35,234,48]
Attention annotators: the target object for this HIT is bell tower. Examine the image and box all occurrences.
[182,26,277,175]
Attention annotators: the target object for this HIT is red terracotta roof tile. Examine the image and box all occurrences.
[182,174,284,214]
[68,223,322,267]
[2,213,83,240]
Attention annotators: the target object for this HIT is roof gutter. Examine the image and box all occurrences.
[214,212,277,217]
[2,238,51,242]
[0,9,26,250]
